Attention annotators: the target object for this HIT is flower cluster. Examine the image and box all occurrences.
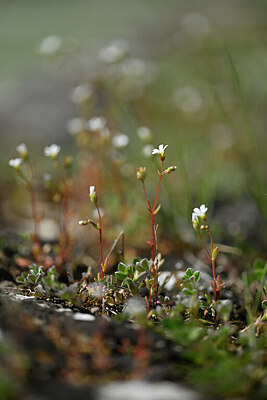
[192,204,208,231]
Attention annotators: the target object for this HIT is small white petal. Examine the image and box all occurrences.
[89,186,95,196]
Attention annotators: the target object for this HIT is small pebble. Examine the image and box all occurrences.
[73,312,95,322]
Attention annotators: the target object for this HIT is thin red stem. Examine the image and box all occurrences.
[142,182,152,212]
[197,231,212,259]
[96,205,104,278]
[208,225,219,299]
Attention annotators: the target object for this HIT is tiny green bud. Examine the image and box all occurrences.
[212,247,219,260]
[136,167,146,182]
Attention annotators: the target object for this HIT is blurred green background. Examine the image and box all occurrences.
[1,0,266,252]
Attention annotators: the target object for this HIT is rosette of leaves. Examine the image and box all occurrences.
[181,268,200,296]
[16,265,66,295]
[42,266,66,293]
[115,258,153,295]
[16,264,45,286]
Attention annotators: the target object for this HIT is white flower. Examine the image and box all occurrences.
[89,186,96,197]
[98,39,130,64]
[152,144,168,160]
[112,133,129,148]
[38,35,62,55]
[89,185,97,204]
[86,117,106,132]
[193,204,208,219]
[142,144,154,158]
[69,83,93,104]
[16,143,28,158]
[66,117,85,135]
[8,158,23,170]
[44,144,61,158]
[152,144,168,155]
[137,126,152,143]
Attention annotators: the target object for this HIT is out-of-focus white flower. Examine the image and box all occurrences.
[86,117,106,132]
[120,58,157,85]
[69,84,93,104]
[137,126,152,143]
[16,143,28,159]
[66,117,85,135]
[123,297,146,317]
[152,144,168,160]
[38,35,62,55]
[44,144,61,159]
[8,158,23,170]
[112,133,129,148]
[98,39,130,64]
[173,86,203,115]
[142,144,154,158]
[193,204,208,219]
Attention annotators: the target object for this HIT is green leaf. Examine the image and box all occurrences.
[185,268,194,277]
[182,289,193,296]
[194,271,200,282]
[118,262,127,272]
[115,271,128,280]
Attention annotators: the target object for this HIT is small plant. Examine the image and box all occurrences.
[16,264,66,295]
[192,204,224,301]
[137,144,176,311]
[79,185,106,278]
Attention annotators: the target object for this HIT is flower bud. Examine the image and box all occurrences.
[163,166,177,175]
[212,247,219,260]
[136,167,146,182]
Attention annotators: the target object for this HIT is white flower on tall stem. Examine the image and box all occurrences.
[193,204,208,219]
[152,144,168,160]
[89,185,97,204]
[8,158,23,171]
[16,143,28,159]
[44,144,61,159]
